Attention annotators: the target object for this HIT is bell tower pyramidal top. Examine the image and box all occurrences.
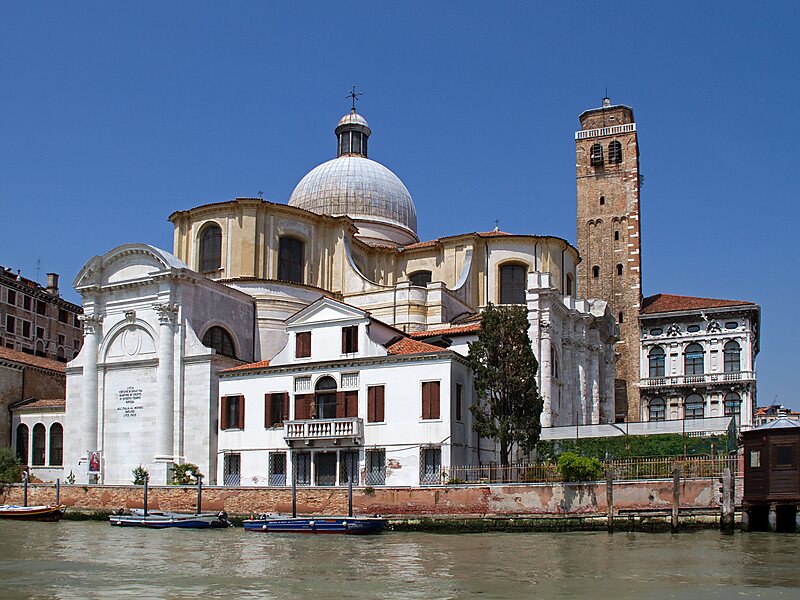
[575,97,642,423]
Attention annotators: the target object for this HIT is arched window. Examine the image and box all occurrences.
[278,236,304,284]
[616,264,623,276]
[16,424,28,465]
[649,398,666,421]
[315,376,337,419]
[724,341,741,373]
[608,140,623,164]
[614,230,619,241]
[592,266,600,278]
[499,264,527,305]
[685,393,705,419]
[590,143,604,166]
[202,326,236,359]
[684,343,704,376]
[49,423,63,466]
[565,273,574,296]
[199,224,222,273]
[409,270,432,287]
[599,195,605,206]
[32,423,46,466]
[649,346,666,378]
[724,392,742,420]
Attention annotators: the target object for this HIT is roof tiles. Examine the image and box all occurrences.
[385,337,447,355]
[0,347,66,373]
[640,293,754,315]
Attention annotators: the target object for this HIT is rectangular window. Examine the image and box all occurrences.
[5,315,15,335]
[36,300,46,316]
[365,449,386,485]
[73,338,80,350]
[315,452,336,486]
[36,326,44,339]
[776,445,794,468]
[22,295,31,311]
[341,325,358,354]
[7,289,16,306]
[22,321,31,338]
[74,314,81,328]
[295,331,311,358]
[340,450,359,485]
[420,447,441,485]
[268,452,287,486]
[367,385,385,423]
[421,381,440,420]
[223,453,241,486]
[57,334,65,346]
[265,393,288,428]
[749,449,761,468]
[220,395,244,430]
[294,452,311,486]
[58,309,68,324]
[455,383,463,421]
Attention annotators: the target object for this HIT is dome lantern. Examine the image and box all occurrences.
[335,109,371,158]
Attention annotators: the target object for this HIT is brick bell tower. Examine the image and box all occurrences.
[575,97,642,422]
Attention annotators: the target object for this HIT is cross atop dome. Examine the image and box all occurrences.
[346,85,362,112]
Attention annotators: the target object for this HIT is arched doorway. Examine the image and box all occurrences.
[314,376,337,419]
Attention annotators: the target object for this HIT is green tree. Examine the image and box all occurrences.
[0,447,23,483]
[468,303,543,466]
[172,463,203,485]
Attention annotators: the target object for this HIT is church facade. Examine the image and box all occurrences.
[59,104,617,485]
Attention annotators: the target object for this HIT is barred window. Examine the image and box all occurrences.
[420,447,441,485]
[590,143,604,166]
[365,449,386,485]
[339,450,359,485]
[499,264,526,304]
[293,452,311,486]
[608,140,622,163]
[268,452,287,486]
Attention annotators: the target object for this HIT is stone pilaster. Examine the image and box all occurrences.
[153,302,178,480]
[539,321,552,428]
[78,313,103,482]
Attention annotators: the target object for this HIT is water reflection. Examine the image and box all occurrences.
[1,522,799,599]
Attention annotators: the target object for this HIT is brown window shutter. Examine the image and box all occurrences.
[376,386,384,422]
[221,397,229,430]
[265,394,273,428]
[430,382,440,419]
[296,332,311,358]
[351,327,358,353]
[422,383,430,420]
[237,396,245,429]
[341,328,347,354]
[345,390,358,417]
[367,387,376,422]
[336,391,346,418]
[282,393,290,423]
[294,395,304,420]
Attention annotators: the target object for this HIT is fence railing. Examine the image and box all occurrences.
[443,455,738,485]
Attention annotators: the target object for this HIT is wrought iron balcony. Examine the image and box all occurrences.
[284,418,363,445]
[641,371,755,388]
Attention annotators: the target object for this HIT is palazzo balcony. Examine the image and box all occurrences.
[284,417,363,446]
[641,371,755,389]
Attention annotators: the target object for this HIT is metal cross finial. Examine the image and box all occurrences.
[258,190,263,199]
[494,219,500,232]
[347,85,362,111]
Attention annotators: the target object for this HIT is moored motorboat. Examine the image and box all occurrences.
[0,504,66,521]
[109,510,231,529]
[243,514,387,534]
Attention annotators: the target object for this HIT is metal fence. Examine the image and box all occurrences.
[443,454,738,485]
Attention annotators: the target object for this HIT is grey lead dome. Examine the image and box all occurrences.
[288,111,417,237]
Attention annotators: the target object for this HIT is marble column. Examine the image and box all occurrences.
[578,344,588,426]
[79,314,102,477]
[154,303,178,466]
[590,345,600,424]
[540,322,552,428]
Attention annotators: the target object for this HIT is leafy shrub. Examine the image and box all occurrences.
[172,463,203,485]
[132,465,149,485]
[557,451,604,482]
[0,447,23,483]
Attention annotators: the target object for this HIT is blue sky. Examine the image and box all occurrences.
[1,2,797,408]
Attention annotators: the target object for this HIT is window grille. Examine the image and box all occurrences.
[420,447,442,485]
[590,143,604,166]
[268,452,287,486]
[223,454,241,486]
[293,452,311,486]
[365,450,386,485]
[608,140,623,163]
[339,451,359,485]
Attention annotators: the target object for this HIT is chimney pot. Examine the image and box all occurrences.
[46,272,59,295]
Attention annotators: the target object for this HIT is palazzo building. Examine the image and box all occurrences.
[60,104,617,485]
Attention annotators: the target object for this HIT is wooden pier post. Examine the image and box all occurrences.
[671,466,681,532]
[56,479,60,506]
[606,470,614,532]
[720,467,735,533]
[23,471,28,507]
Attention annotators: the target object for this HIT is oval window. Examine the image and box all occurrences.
[687,325,700,333]
[649,328,663,336]
[725,321,738,329]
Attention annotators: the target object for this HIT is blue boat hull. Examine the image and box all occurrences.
[243,516,387,534]
[109,512,231,529]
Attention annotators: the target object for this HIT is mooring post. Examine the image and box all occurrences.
[768,503,777,532]
[671,466,681,532]
[143,475,149,517]
[291,465,297,518]
[720,467,734,534]
[196,477,203,515]
[348,479,354,518]
[23,471,28,507]
[56,478,60,506]
[606,469,614,533]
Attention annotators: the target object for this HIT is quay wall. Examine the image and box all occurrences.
[0,477,741,517]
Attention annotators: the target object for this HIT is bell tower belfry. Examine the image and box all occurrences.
[576,97,642,422]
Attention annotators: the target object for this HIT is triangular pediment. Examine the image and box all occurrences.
[74,244,189,289]
[286,297,367,328]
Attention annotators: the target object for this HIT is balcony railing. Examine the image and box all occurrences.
[641,371,754,388]
[284,418,363,444]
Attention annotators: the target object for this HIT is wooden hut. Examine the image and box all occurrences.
[742,418,800,532]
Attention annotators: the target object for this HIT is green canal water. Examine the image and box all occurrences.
[1,521,799,599]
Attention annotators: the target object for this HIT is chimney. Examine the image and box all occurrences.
[46,272,59,296]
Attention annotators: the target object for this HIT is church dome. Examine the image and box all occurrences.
[288,109,418,245]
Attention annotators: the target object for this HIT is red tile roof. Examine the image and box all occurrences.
[640,293,755,315]
[0,347,66,373]
[409,323,482,338]
[385,337,447,355]
[10,398,66,410]
[220,360,271,373]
